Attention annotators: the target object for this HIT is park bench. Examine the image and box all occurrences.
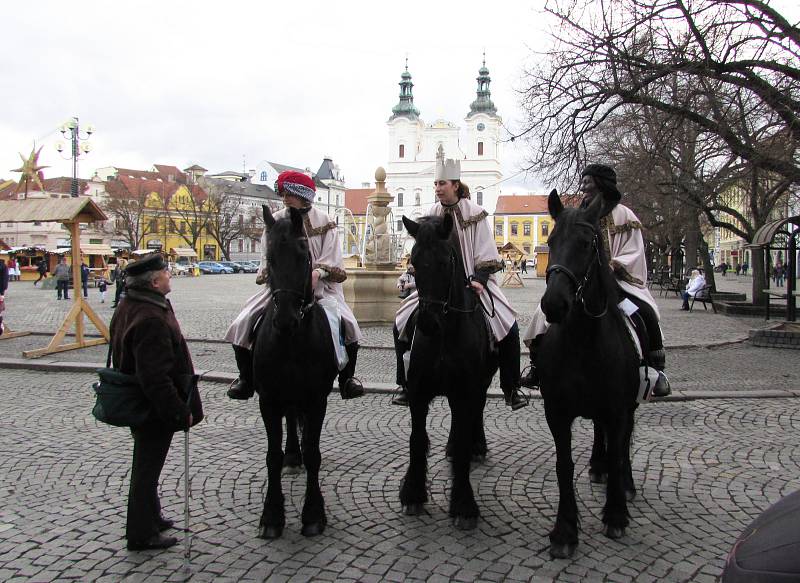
[689,284,716,313]
[763,288,788,320]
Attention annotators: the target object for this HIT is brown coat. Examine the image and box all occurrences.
[110,287,203,431]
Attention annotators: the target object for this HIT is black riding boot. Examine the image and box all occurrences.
[227,345,254,400]
[338,343,364,399]
[520,337,541,390]
[499,323,528,410]
[392,325,410,406]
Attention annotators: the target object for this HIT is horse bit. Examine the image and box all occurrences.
[545,221,608,318]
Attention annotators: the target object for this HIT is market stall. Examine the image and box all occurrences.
[0,197,109,357]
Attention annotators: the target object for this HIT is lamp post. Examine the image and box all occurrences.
[57,117,94,197]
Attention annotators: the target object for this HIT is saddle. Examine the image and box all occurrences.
[618,299,659,403]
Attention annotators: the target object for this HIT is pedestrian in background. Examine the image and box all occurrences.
[0,259,7,336]
[112,258,128,308]
[34,259,47,286]
[8,257,20,282]
[742,262,749,276]
[110,253,203,551]
[53,257,71,300]
[775,263,785,287]
[80,263,90,299]
[97,276,108,303]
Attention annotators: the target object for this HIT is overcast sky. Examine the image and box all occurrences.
[1,0,550,194]
[2,1,797,196]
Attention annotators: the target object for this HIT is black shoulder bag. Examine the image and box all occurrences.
[92,342,152,427]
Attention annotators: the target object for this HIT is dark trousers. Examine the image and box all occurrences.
[34,273,46,285]
[393,319,520,393]
[114,281,124,305]
[338,342,359,387]
[82,281,88,298]
[126,429,173,541]
[623,293,664,352]
[56,280,69,299]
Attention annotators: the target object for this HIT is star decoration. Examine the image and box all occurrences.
[11,145,49,197]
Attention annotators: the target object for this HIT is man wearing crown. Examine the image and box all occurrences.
[391,156,528,410]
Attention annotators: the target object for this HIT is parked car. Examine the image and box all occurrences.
[235,261,258,273]
[217,261,245,273]
[198,261,234,274]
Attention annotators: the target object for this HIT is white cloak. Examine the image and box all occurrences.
[395,198,517,341]
[224,206,363,349]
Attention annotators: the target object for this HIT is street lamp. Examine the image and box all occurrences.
[56,117,94,197]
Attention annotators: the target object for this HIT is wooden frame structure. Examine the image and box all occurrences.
[0,198,110,357]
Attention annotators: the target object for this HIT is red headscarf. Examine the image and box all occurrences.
[276,170,315,193]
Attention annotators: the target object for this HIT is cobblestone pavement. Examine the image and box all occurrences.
[1,273,798,581]
[2,368,799,582]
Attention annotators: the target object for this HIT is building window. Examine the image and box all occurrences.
[238,239,243,252]
[397,220,403,232]
[335,194,339,206]
[415,190,421,206]
[399,144,405,158]
[523,222,531,236]
[260,171,267,182]
[149,218,158,232]
[179,222,186,234]
[476,190,483,206]
[397,192,404,207]
[523,244,531,254]
[251,240,256,253]
[478,141,484,156]
[495,222,503,236]
[350,224,357,235]
[511,223,518,236]
[542,223,549,236]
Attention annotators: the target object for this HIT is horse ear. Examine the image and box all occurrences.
[548,189,562,219]
[288,207,304,234]
[438,212,454,239]
[262,205,275,230]
[403,215,420,238]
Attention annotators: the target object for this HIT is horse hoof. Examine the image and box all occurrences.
[453,515,478,531]
[549,542,577,559]
[301,521,326,537]
[282,464,303,476]
[471,453,486,465]
[403,503,425,516]
[604,525,625,539]
[589,470,607,484]
[258,525,283,539]
[625,488,637,502]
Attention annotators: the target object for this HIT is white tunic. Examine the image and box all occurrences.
[524,202,659,343]
[224,206,363,349]
[395,198,517,341]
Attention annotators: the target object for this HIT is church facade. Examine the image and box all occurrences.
[384,59,503,234]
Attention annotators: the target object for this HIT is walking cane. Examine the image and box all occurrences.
[182,375,198,574]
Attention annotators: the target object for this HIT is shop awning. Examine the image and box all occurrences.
[170,247,198,258]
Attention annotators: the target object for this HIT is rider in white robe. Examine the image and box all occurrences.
[522,164,670,396]
[224,170,364,400]
[392,157,528,410]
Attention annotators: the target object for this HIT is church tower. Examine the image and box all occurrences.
[387,60,424,164]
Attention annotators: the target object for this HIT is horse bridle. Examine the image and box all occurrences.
[545,221,608,319]
[270,243,315,320]
[417,248,496,318]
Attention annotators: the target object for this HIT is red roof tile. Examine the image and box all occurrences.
[345,188,373,216]
[0,177,88,199]
[494,194,550,215]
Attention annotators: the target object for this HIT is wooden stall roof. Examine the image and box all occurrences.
[0,197,107,223]
[498,242,525,257]
[170,247,198,257]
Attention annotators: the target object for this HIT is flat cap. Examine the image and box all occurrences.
[125,253,167,276]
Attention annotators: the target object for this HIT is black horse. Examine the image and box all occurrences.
[252,205,338,539]
[399,214,497,530]
[537,190,639,559]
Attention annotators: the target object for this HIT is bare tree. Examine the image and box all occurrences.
[518,0,800,188]
[102,180,157,250]
[202,180,260,261]
[169,183,211,252]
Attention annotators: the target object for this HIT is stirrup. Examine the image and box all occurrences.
[391,386,409,407]
[339,377,364,399]
[520,364,540,390]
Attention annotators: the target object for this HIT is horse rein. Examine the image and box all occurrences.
[545,221,608,319]
[417,248,496,318]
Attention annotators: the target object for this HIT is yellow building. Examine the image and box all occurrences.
[103,166,220,259]
[493,194,552,258]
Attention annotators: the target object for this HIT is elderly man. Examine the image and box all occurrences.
[224,170,365,401]
[53,257,71,300]
[522,163,670,397]
[111,253,204,551]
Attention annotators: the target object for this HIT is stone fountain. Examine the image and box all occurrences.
[342,167,403,324]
